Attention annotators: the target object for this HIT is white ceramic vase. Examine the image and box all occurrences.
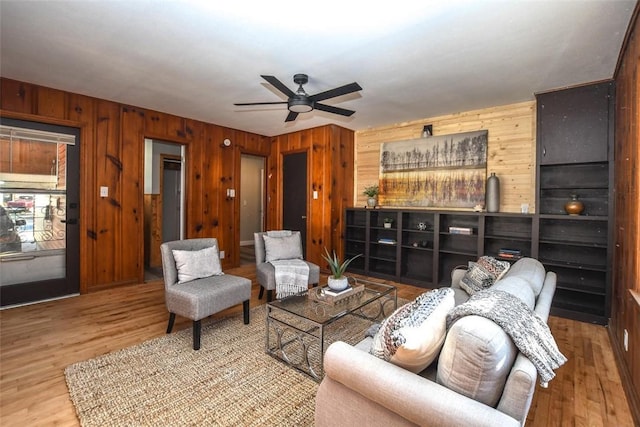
[327,276,349,291]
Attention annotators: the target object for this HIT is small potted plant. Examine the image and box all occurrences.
[322,248,362,291]
[383,217,394,228]
[363,184,379,208]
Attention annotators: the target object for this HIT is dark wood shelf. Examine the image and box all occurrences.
[345,208,532,289]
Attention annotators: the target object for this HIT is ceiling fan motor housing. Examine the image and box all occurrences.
[288,95,313,113]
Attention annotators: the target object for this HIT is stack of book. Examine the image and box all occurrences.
[498,248,522,259]
[448,226,473,235]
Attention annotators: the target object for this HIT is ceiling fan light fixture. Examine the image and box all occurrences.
[288,97,313,113]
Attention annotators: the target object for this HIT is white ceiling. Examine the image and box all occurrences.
[0,1,636,137]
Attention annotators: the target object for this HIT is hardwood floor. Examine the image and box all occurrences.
[0,265,634,426]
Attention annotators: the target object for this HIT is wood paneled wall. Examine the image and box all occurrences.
[612,6,640,425]
[0,78,272,292]
[269,125,355,265]
[354,101,536,213]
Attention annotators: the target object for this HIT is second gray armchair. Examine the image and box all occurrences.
[254,231,320,301]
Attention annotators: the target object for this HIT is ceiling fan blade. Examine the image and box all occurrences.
[285,111,299,122]
[261,75,296,98]
[310,82,362,102]
[234,101,287,106]
[314,103,355,117]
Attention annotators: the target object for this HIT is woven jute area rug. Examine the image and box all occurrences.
[64,304,378,427]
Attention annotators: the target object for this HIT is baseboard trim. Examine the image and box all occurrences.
[608,322,640,427]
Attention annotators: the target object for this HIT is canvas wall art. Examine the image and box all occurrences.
[378,130,488,208]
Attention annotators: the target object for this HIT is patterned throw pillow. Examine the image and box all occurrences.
[370,288,455,373]
[459,256,510,295]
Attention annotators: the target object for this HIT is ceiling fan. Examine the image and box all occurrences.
[234,74,362,122]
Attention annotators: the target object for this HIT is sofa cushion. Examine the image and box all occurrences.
[437,315,517,407]
[460,256,510,295]
[503,257,545,296]
[370,288,455,373]
[262,233,303,262]
[491,277,535,309]
[172,246,222,284]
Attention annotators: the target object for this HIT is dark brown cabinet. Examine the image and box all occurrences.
[536,81,614,324]
[537,82,612,165]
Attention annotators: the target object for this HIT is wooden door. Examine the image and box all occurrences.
[282,152,307,255]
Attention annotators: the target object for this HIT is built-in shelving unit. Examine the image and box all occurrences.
[344,208,535,289]
[345,81,613,325]
[535,81,614,324]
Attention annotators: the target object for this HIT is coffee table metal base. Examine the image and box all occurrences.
[265,284,396,381]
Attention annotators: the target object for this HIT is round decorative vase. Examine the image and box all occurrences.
[327,276,349,291]
[367,197,377,208]
[486,172,500,213]
[564,194,584,215]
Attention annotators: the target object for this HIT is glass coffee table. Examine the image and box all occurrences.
[265,277,397,381]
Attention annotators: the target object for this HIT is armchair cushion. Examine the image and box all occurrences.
[172,246,222,284]
[263,233,303,262]
[370,288,455,373]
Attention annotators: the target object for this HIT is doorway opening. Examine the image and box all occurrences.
[239,154,266,266]
[143,139,185,282]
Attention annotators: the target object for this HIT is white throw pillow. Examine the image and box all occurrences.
[172,246,222,284]
[263,233,303,262]
[370,288,455,373]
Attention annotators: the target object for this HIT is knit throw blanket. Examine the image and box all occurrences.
[447,289,567,387]
[269,259,309,299]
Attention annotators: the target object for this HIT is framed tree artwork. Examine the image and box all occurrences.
[378,130,488,208]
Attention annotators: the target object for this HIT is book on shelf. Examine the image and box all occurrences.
[448,226,473,235]
[377,238,397,245]
[498,248,522,259]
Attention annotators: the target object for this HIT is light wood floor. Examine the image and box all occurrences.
[0,265,634,426]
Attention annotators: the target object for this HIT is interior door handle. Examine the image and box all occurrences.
[61,218,78,224]
[301,216,307,219]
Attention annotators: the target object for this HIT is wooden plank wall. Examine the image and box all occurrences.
[612,6,640,425]
[0,77,272,292]
[354,101,536,213]
[269,125,355,265]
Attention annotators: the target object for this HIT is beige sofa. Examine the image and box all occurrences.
[315,258,557,427]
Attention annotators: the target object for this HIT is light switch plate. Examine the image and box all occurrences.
[100,186,108,197]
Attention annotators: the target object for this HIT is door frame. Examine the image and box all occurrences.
[142,139,185,277]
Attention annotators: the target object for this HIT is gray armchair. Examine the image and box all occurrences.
[160,238,251,350]
[254,231,320,301]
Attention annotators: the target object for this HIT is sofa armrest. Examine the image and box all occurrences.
[450,265,467,289]
[317,342,520,427]
[534,271,556,322]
